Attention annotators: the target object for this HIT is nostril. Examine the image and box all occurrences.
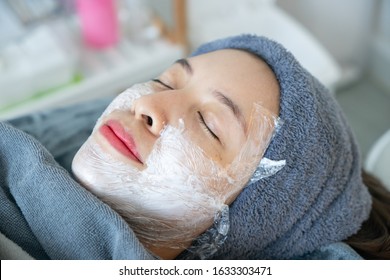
[145,115,153,126]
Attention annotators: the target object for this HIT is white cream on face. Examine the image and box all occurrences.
[72,83,280,249]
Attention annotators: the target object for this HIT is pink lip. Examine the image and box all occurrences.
[99,120,143,164]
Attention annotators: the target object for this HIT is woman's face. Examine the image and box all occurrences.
[72,49,280,252]
[99,49,279,169]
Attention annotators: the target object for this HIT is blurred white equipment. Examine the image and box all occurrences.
[0,25,75,108]
[188,0,342,90]
[365,129,390,190]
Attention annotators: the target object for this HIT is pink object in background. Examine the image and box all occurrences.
[76,0,119,49]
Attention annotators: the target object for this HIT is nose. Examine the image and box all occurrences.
[132,91,176,136]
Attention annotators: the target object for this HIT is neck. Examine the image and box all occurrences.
[146,242,191,260]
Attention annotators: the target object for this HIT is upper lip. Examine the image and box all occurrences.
[106,119,143,164]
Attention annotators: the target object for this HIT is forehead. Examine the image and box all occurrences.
[188,49,280,119]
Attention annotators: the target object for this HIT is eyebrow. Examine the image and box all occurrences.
[175,58,193,75]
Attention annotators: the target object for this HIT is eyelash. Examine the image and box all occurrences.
[153,78,219,142]
[197,112,219,141]
[152,78,173,90]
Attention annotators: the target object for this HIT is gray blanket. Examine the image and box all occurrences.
[0,99,363,260]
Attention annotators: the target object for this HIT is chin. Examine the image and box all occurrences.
[71,146,93,191]
[71,138,105,194]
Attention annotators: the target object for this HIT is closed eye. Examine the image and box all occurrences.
[152,79,174,90]
[197,111,220,142]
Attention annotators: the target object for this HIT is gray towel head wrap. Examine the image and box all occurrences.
[188,34,372,259]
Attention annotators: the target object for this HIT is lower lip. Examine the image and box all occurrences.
[99,122,142,163]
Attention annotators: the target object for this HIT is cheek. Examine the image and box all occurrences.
[181,120,227,167]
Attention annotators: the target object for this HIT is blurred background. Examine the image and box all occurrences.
[0,0,389,168]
